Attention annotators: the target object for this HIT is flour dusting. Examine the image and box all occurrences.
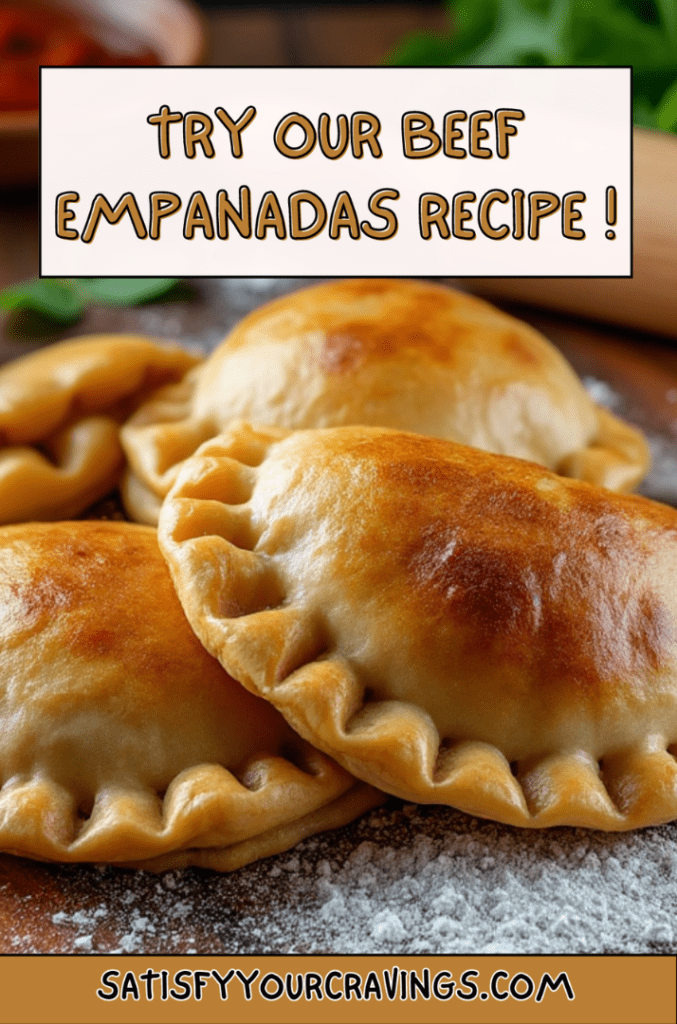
[5,801,674,955]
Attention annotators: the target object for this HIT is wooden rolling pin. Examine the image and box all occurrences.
[460,128,677,340]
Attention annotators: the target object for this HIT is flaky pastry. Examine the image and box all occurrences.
[0,520,382,870]
[122,279,649,524]
[160,422,677,831]
[0,335,199,523]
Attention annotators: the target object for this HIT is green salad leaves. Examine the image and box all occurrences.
[387,0,677,134]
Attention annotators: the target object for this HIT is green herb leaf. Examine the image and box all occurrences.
[0,279,84,324]
[77,278,179,306]
[633,96,660,128]
[657,76,677,131]
[655,0,677,46]
[387,0,677,136]
[0,276,182,327]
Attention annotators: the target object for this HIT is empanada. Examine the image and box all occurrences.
[122,279,649,524]
[0,335,199,523]
[159,422,677,832]
[0,520,381,870]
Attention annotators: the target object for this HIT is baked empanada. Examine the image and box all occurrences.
[0,520,381,870]
[159,422,677,831]
[122,279,649,524]
[0,335,199,523]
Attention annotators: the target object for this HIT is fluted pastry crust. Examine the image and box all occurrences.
[0,520,381,870]
[122,279,649,523]
[0,335,199,523]
[159,422,677,831]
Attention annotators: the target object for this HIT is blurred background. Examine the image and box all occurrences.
[0,2,676,420]
[0,1,451,282]
[1,0,676,303]
[193,1,450,66]
[2,1,676,268]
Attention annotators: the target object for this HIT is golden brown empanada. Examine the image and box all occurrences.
[159,422,677,832]
[0,520,382,871]
[122,279,649,524]
[0,335,199,523]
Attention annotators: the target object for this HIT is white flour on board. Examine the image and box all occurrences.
[5,801,674,956]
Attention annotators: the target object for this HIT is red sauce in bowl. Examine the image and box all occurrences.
[0,2,159,111]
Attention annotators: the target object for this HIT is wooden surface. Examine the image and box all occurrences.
[1,4,677,957]
[203,4,449,67]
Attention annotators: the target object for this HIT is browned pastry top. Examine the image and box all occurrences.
[121,279,649,523]
[0,520,381,871]
[159,423,677,830]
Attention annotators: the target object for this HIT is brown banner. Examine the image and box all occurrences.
[0,955,673,1024]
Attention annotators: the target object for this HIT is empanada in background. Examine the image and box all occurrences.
[0,335,199,523]
[122,279,649,524]
[159,422,677,832]
[0,520,382,871]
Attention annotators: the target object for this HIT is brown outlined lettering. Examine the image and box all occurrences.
[362,188,399,239]
[419,193,450,239]
[402,112,441,159]
[329,192,361,238]
[350,113,382,158]
[495,109,525,159]
[81,193,147,243]
[274,113,316,159]
[529,192,560,239]
[183,191,215,239]
[147,105,183,159]
[214,106,257,158]
[443,112,468,158]
[453,191,477,239]
[183,112,215,159]
[56,191,80,239]
[217,187,252,239]
[469,111,493,159]
[512,189,525,240]
[562,191,586,239]
[149,192,181,240]
[318,113,350,159]
[256,192,287,238]
[478,189,510,239]
[289,191,327,239]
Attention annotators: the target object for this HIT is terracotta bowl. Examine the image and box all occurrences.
[0,0,205,188]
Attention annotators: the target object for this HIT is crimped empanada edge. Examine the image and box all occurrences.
[115,780,385,872]
[558,404,651,494]
[159,424,677,834]
[0,336,201,524]
[0,752,383,871]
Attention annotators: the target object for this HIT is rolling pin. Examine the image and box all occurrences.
[459,128,677,340]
